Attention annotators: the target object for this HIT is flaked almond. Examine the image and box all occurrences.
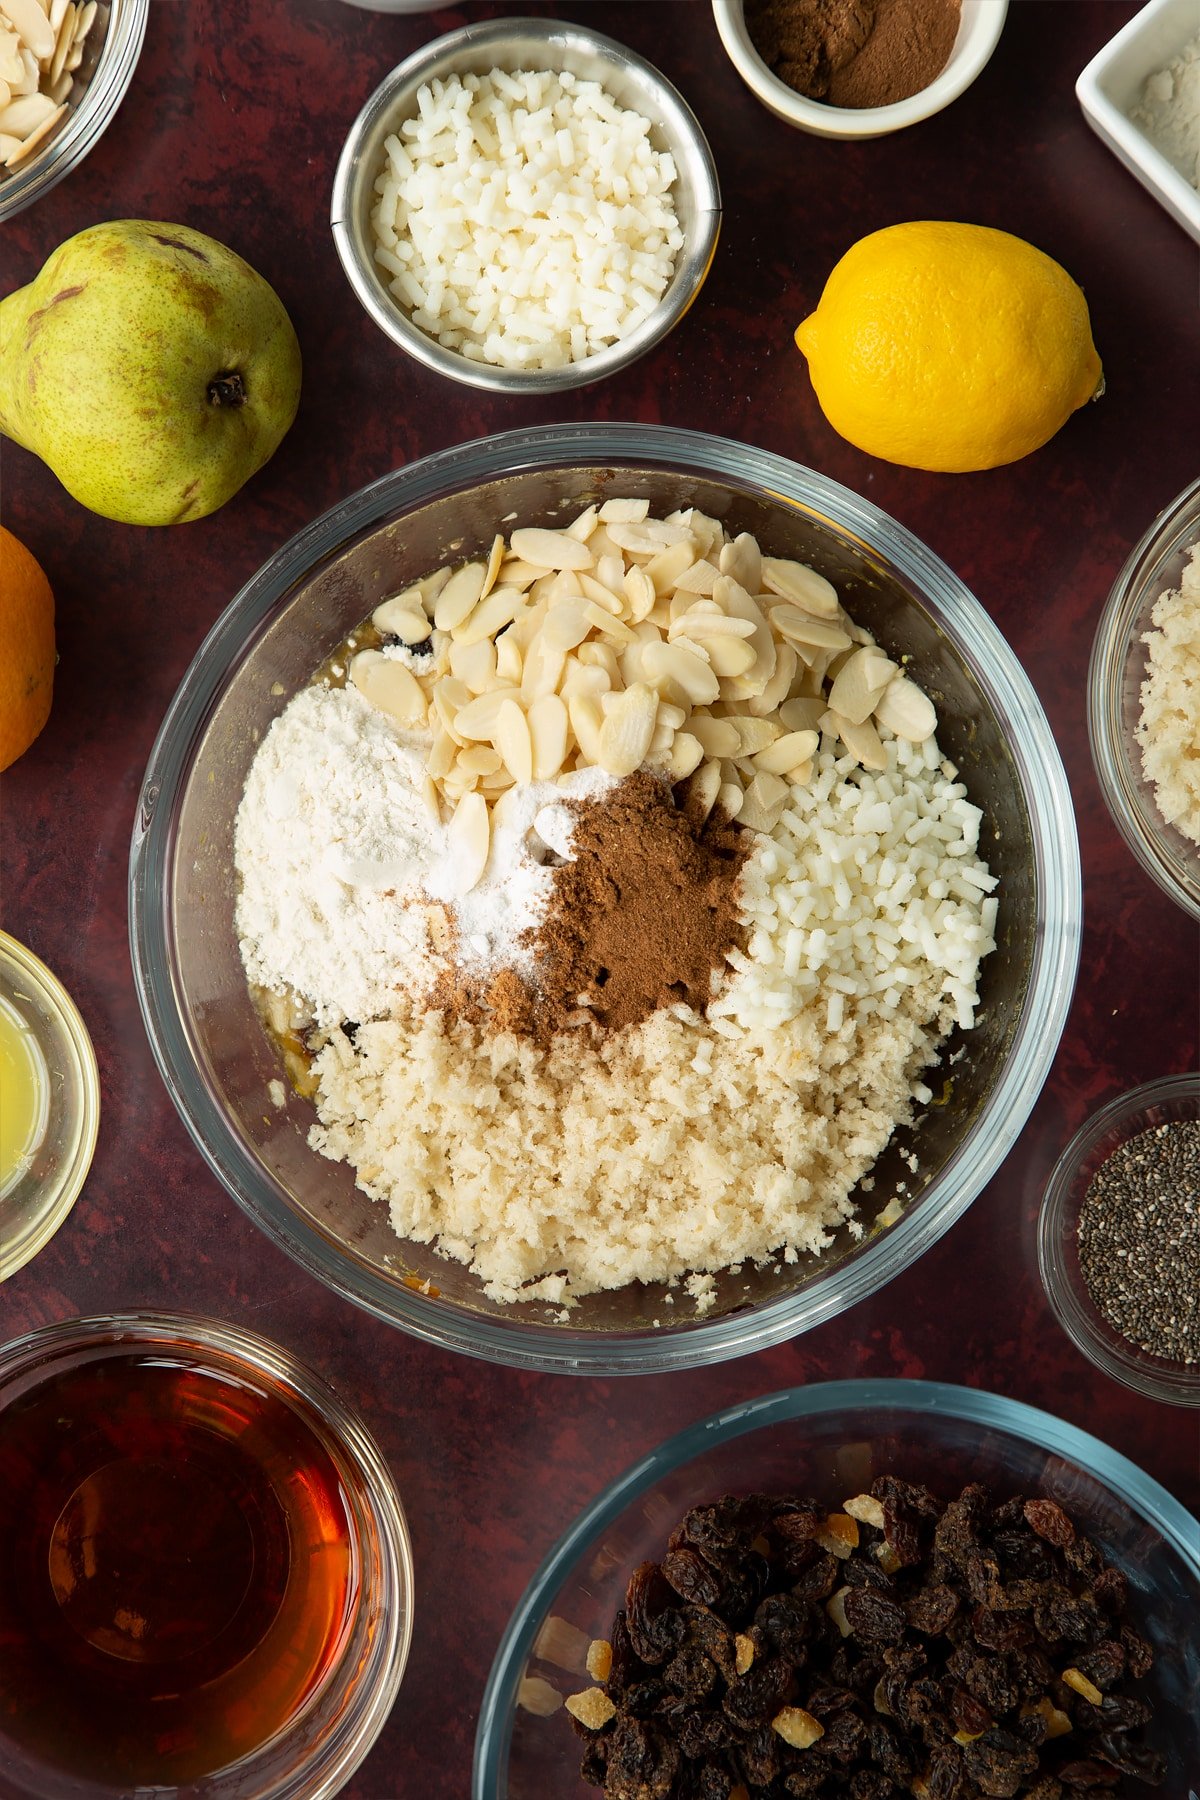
[727,715,783,756]
[542,598,592,653]
[778,696,826,734]
[640,639,720,707]
[445,791,490,896]
[528,692,569,780]
[746,639,798,717]
[0,0,54,63]
[667,730,704,780]
[672,608,756,641]
[598,496,649,524]
[450,636,498,695]
[760,556,840,618]
[689,714,740,758]
[521,633,567,700]
[568,694,605,765]
[374,590,432,639]
[349,650,427,724]
[495,697,534,785]
[718,531,762,594]
[704,635,759,679]
[828,645,897,725]
[681,757,722,822]
[564,1687,616,1730]
[598,682,658,777]
[565,503,598,542]
[771,1706,823,1749]
[510,527,594,571]
[433,561,486,632]
[455,583,523,647]
[874,673,937,743]
[674,558,720,595]
[495,633,524,684]
[829,712,888,771]
[452,686,519,741]
[770,605,852,653]
[752,728,819,775]
[457,744,503,777]
[718,778,745,819]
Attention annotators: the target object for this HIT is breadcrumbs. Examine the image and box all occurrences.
[1136,542,1200,846]
[308,978,948,1306]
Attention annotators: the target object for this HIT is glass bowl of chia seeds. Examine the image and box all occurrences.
[1038,1070,1200,1407]
[475,1381,1200,1797]
[130,424,1081,1375]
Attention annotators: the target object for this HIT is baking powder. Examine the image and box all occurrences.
[1131,30,1200,190]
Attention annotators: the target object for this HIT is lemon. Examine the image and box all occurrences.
[794,222,1103,473]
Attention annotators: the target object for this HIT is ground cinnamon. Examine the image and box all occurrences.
[744,0,960,109]
[433,774,749,1044]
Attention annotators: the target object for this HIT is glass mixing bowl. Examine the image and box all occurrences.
[474,1381,1200,1797]
[129,425,1080,1374]
[1088,475,1200,920]
[0,0,148,222]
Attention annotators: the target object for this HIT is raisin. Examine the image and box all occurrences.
[579,1737,609,1786]
[1094,1734,1167,1783]
[905,1583,959,1635]
[722,1654,790,1730]
[790,1550,839,1603]
[662,1644,717,1703]
[1091,1565,1127,1613]
[773,1502,823,1543]
[850,1775,898,1800]
[1023,1498,1076,1548]
[696,1764,734,1800]
[926,1742,968,1799]
[962,1726,1039,1797]
[843,1587,907,1645]
[971,1605,1033,1652]
[806,1681,858,1717]
[607,1612,644,1697]
[752,1591,812,1662]
[1057,1760,1122,1788]
[1076,1638,1126,1691]
[821,1706,866,1763]
[867,1717,916,1779]
[622,1680,666,1718]
[950,1686,992,1737]
[1024,1781,1065,1800]
[1034,1590,1105,1646]
[671,1706,735,1761]
[663,1547,724,1609]
[734,1720,781,1787]
[1119,1623,1154,1678]
[625,1563,685,1666]
[684,1607,737,1682]
[993,1529,1056,1582]
[844,1554,894,1592]
[603,1715,681,1800]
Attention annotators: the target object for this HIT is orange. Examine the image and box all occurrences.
[0,526,55,772]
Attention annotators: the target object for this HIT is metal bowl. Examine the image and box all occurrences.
[0,0,147,221]
[130,424,1080,1376]
[330,18,721,393]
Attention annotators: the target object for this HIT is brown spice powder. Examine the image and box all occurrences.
[744,0,960,108]
[432,774,750,1044]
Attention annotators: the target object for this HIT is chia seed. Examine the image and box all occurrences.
[1077,1118,1200,1364]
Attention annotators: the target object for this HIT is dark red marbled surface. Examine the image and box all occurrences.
[1,2,1198,1795]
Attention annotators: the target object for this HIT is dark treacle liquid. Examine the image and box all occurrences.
[0,1349,355,1787]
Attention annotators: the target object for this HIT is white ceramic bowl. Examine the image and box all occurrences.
[711,0,1007,139]
[1077,0,1200,246]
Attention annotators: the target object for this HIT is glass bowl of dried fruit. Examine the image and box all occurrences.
[1088,475,1200,922]
[474,1380,1200,1797]
[0,0,147,220]
[1038,1070,1200,1409]
[130,423,1080,1374]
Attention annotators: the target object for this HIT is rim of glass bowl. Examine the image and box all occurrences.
[0,0,149,222]
[0,1308,414,1800]
[129,424,1082,1376]
[1087,475,1200,922]
[0,930,100,1282]
[1037,1071,1200,1408]
[473,1377,1200,1794]
[330,17,722,394]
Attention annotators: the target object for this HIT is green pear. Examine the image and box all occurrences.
[0,220,302,526]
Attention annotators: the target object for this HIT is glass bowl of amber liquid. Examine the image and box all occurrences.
[130,423,1081,1374]
[474,1380,1200,1797]
[0,1310,412,1800]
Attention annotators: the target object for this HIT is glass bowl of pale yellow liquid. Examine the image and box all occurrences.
[0,932,100,1281]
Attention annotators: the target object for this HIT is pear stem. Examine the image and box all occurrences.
[208,371,246,407]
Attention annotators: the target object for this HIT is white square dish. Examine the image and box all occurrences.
[1077,0,1200,245]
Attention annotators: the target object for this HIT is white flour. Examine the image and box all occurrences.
[234,682,610,1026]
[1131,30,1200,190]
[235,683,442,1027]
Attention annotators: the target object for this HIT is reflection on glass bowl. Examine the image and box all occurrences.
[130,425,1080,1374]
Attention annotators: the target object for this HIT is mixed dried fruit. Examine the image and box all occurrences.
[564,1481,1166,1797]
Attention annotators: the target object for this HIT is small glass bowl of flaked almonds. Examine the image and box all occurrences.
[475,1382,1200,1797]
[132,424,1080,1375]
[0,0,147,220]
